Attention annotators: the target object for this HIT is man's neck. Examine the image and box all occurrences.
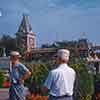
[59,62,67,65]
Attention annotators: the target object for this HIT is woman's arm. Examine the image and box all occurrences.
[19,70,31,84]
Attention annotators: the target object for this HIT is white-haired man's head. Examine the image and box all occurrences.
[57,49,70,63]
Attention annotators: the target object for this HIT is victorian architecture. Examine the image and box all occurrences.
[16,15,98,62]
[16,15,36,51]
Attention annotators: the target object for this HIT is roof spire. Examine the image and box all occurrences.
[18,14,32,33]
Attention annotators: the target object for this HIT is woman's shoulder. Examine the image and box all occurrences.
[16,63,26,70]
[18,62,25,67]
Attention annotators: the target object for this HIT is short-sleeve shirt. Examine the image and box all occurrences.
[10,63,29,84]
[44,63,76,96]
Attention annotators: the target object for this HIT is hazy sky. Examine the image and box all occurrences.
[0,0,100,46]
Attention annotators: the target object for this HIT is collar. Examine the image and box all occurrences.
[58,63,69,69]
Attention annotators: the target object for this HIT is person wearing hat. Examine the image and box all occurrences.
[42,49,76,100]
[9,51,31,100]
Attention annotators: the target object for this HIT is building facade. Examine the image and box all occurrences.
[16,15,36,52]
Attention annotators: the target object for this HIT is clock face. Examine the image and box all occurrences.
[27,35,35,49]
[29,37,34,47]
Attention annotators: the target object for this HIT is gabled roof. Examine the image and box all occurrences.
[18,14,32,33]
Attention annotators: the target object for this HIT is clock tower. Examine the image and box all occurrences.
[16,14,36,51]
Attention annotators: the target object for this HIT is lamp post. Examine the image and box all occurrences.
[3,48,6,57]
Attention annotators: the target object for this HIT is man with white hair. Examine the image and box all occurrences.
[42,49,76,100]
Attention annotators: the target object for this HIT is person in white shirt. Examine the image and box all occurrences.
[42,49,76,100]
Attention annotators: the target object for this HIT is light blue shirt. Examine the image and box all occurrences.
[10,63,29,84]
[44,63,76,96]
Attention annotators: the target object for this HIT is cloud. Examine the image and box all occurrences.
[0,11,2,17]
[0,0,100,45]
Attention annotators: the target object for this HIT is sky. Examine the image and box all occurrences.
[0,0,100,47]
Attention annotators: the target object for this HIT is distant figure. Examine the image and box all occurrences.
[9,51,31,100]
[42,49,76,100]
[86,50,99,74]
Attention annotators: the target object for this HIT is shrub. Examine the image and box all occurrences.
[25,63,50,95]
[0,70,5,88]
[25,62,94,100]
[71,63,94,100]
[0,48,4,57]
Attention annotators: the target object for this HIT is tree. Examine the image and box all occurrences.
[0,48,4,57]
[0,35,17,56]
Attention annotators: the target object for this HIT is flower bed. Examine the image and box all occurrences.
[26,94,48,100]
[2,80,10,88]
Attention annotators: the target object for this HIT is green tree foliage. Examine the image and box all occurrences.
[0,48,4,57]
[71,63,94,100]
[25,63,50,95]
[24,62,94,100]
[41,41,77,49]
[0,70,5,88]
[0,35,17,56]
